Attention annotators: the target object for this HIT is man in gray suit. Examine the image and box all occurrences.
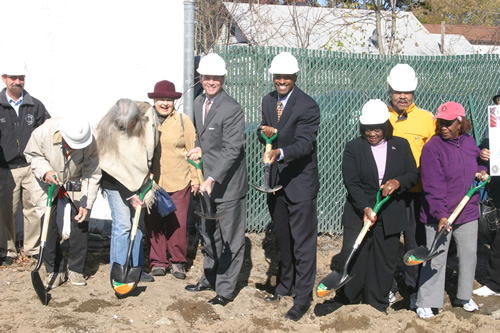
[185,53,248,306]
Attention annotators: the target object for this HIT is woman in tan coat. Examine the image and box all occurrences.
[145,80,199,279]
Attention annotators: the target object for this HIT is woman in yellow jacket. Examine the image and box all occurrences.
[145,80,199,279]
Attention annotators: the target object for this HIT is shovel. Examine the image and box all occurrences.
[404,176,490,266]
[110,175,153,297]
[187,156,225,220]
[249,131,282,194]
[317,188,391,297]
[32,178,56,305]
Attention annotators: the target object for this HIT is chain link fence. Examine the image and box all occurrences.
[215,45,500,234]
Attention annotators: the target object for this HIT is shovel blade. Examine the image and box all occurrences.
[110,262,142,296]
[194,210,226,220]
[404,246,445,266]
[31,270,48,305]
[317,270,354,298]
[249,183,283,194]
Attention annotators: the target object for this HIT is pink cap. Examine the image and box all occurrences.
[434,102,465,120]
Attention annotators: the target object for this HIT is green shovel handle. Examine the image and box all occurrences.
[139,175,153,201]
[260,130,278,144]
[46,176,56,207]
[187,156,203,170]
[373,188,391,214]
[468,176,490,197]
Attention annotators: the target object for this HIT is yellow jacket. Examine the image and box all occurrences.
[388,102,437,192]
[152,108,199,192]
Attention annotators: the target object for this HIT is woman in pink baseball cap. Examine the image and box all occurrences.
[415,101,489,318]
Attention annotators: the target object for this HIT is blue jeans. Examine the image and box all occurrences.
[106,189,144,269]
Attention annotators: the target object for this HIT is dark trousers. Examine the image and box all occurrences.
[199,197,246,300]
[402,192,425,292]
[44,198,88,274]
[145,183,190,268]
[268,191,317,306]
[342,221,400,311]
[485,230,500,292]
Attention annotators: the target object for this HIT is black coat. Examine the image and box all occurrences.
[341,136,418,235]
[258,87,320,203]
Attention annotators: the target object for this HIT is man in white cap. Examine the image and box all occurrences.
[0,59,50,266]
[258,52,320,321]
[386,64,436,307]
[185,53,248,306]
[24,116,101,288]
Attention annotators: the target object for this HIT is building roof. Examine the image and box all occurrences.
[223,3,452,56]
[424,24,500,45]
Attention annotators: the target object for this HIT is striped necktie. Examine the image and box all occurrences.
[277,101,283,122]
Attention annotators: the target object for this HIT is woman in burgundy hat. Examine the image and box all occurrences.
[145,80,199,279]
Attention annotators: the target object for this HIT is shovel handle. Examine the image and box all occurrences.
[448,176,490,225]
[187,156,205,184]
[373,188,391,214]
[40,178,57,244]
[261,130,278,164]
[355,189,392,246]
[260,129,278,145]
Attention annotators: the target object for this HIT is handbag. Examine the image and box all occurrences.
[154,186,177,217]
[478,185,500,234]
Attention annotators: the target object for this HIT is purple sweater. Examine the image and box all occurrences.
[420,134,486,225]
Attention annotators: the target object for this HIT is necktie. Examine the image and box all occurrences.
[277,101,283,122]
[205,99,211,120]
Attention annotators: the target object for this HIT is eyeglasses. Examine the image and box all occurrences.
[6,75,25,81]
[438,119,458,128]
[364,128,382,134]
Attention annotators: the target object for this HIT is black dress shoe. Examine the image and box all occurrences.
[185,283,214,292]
[265,294,284,302]
[208,295,231,306]
[285,304,310,321]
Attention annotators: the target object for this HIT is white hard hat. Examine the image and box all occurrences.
[269,52,300,75]
[387,64,418,92]
[60,116,93,149]
[359,99,390,125]
[197,53,227,76]
[2,58,27,76]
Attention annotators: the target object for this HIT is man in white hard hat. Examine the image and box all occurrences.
[0,59,50,266]
[258,52,320,321]
[185,53,248,306]
[24,115,101,289]
[386,63,437,308]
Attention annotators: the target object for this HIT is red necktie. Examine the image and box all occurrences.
[205,99,211,120]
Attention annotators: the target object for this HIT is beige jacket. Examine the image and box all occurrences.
[99,106,158,193]
[151,108,198,192]
[24,118,101,218]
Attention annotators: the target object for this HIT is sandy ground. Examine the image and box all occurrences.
[1,231,500,333]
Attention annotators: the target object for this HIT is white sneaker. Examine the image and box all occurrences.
[473,285,500,297]
[416,307,434,319]
[45,272,66,290]
[68,270,87,286]
[409,293,417,310]
[388,291,397,304]
[462,299,479,312]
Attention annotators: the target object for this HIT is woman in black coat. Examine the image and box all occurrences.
[339,99,418,311]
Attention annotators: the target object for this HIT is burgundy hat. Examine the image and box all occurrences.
[434,101,465,120]
[148,80,182,100]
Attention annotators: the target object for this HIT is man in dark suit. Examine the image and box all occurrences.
[185,53,248,306]
[258,52,320,321]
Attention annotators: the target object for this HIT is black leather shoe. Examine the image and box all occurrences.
[208,295,231,306]
[265,294,284,302]
[185,283,214,292]
[285,304,310,321]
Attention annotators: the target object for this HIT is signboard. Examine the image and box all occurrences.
[489,105,500,176]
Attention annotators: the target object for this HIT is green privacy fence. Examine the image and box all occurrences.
[215,45,500,233]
